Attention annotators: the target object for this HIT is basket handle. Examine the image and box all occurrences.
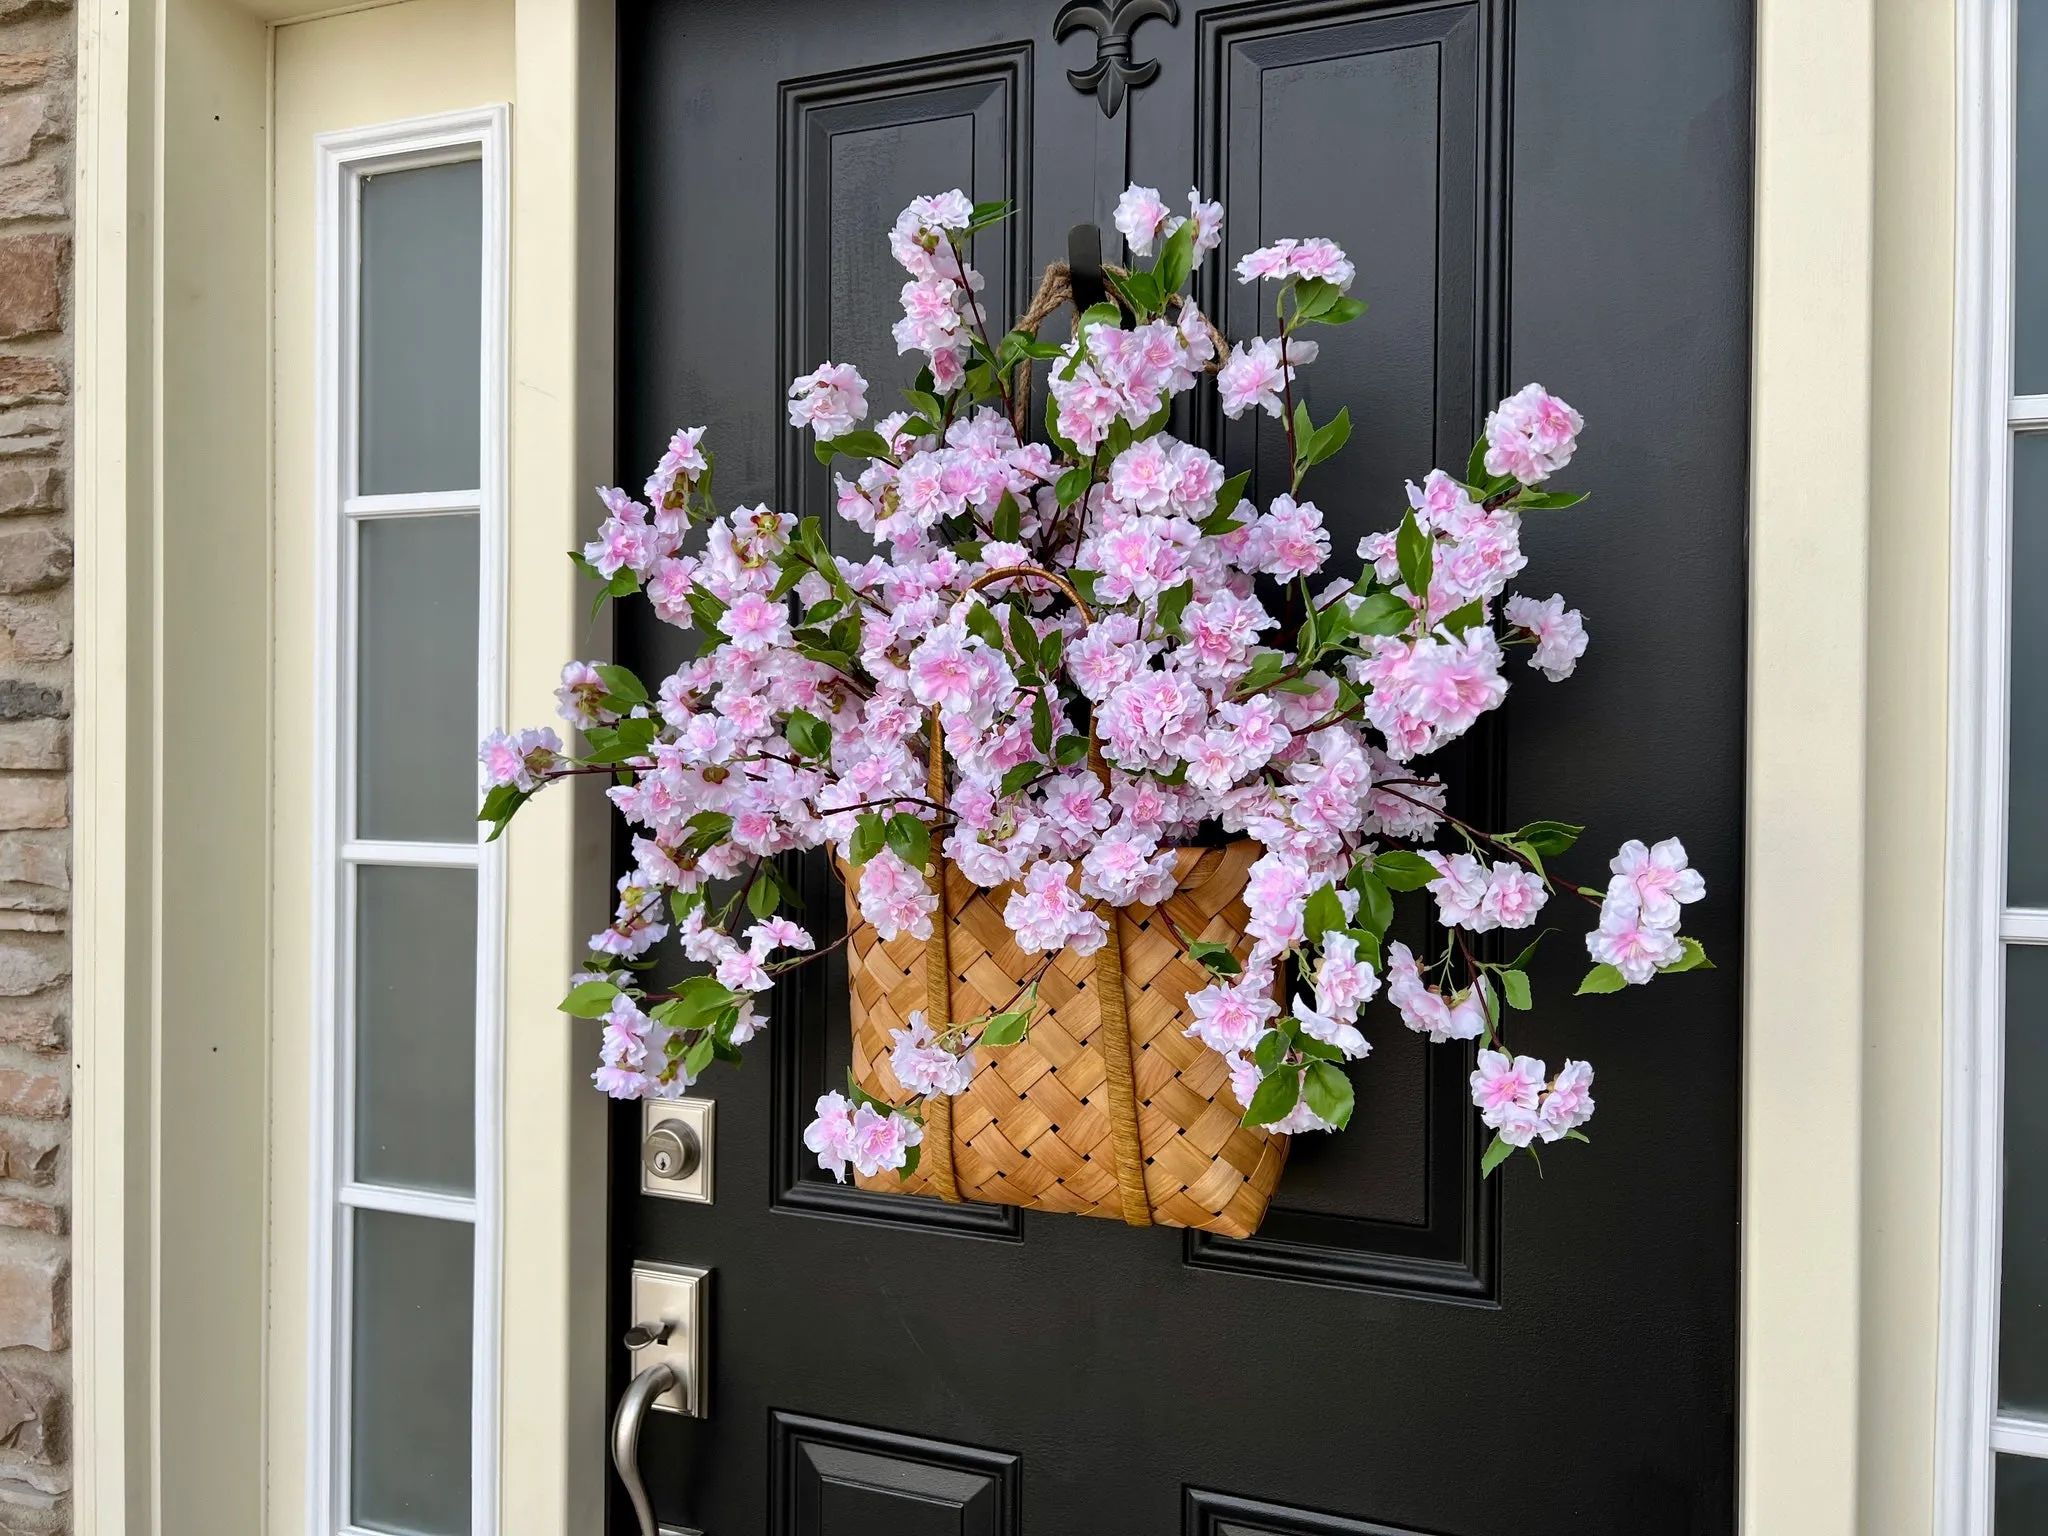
[919,566,1154,1226]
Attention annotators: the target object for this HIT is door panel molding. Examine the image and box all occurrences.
[1185,1487,1442,1536]
[771,1412,1021,1535]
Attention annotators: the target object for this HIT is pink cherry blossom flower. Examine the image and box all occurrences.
[850,1102,924,1177]
[479,726,564,792]
[1004,860,1109,955]
[1608,837,1705,930]
[1287,237,1355,291]
[1113,183,1173,256]
[1385,941,1486,1043]
[787,361,870,441]
[1185,189,1225,262]
[1585,886,1685,983]
[889,1010,977,1097]
[1503,592,1588,681]
[1480,863,1548,930]
[1234,241,1299,283]
[1483,384,1583,483]
[858,848,939,942]
[1108,439,1176,511]
[1184,975,1282,1055]
[1312,931,1381,1019]
[1422,851,1493,931]
[1256,496,1330,579]
[719,591,792,653]
[1217,337,1291,419]
[555,661,613,729]
[803,1091,859,1181]
[1538,1059,1596,1141]
[1470,1049,1546,1127]
[1293,994,1370,1060]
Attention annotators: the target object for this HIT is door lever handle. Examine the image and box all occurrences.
[611,1360,679,1536]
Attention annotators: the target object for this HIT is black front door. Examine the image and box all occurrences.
[613,1,1751,1531]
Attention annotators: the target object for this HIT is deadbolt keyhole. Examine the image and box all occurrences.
[642,1119,701,1182]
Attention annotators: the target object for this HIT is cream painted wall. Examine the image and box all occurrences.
[268,3,515,1530]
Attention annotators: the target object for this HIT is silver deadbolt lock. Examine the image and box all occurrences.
[639,1099,714,1203]
[643,1120,699,1181]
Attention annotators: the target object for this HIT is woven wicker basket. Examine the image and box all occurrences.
[843,841,1289,1238]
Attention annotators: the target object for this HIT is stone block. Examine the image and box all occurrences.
[0,237,64,341]
[0,467,55,517]
[0,161,64,222]
[0,52,53,93]
[0,1125,59,1187]
[0,937,63,998]
[0,1071,64,1123]
[0,94,59,170]
[0,1359,63,1464]
[0,597,68,664]
[0,998,63,1052]
[0,360,60,409]
[0,724,62,772]
[0,686,59,724]
[0,1251,64,1350]
[0,1199,60,1237]
[0,833,64,890]
[0,780,63,832]
[0,527,66,595]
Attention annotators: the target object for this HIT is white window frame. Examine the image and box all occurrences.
[309,105,510,1536]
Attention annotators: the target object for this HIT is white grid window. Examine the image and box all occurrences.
[310,107,508,1536]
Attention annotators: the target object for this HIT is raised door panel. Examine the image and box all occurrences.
[773,1415,1020,1536]
[1187,1487,1436,1536]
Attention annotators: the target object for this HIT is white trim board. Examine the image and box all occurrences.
[309,102,510,1536]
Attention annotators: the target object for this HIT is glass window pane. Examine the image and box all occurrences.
[354,866,477,1194]
[358,159,483,495]
[2011,434,2048,902]
[2022,1,2048,392]
[350,1208,472,1534]
[355,513,480,843]
[2006,944,2048,1410]
[2000,1452,2048,1532]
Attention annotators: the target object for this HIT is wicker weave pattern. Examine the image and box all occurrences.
[845,841,1288,1238]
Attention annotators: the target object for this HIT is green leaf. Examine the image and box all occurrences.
[1291,400,1314,453]
[1030,690,1054,754]
[1507,930,1552,972]
[1302,406,1352,468]
[1396,510,1435,599]
[1510,820,1583,858]
[784,709,832,761]
[1501,968,1533,1011]
[1465,434,1491,486]
[1233,651,1290,696]
[1300,294,1367,326]
[992,491,1022,543]
[1481,1133,1516,1178]
[1007,604,1041,671]
[977,1006,1033,1047]
[559,980,621,1018]
[1155,580,1195,639]
[849,812,887,866]
[594,664,648,706]
[1213,470,1251,523]
[1055,463,1093,508]
[1345,590,1414,638]
[1189,940,1242,977]
[813,428,894,464]
[685,588,728,633]
[1575,963,1629,995]
[1340,927,1382,970]
[1054,734,1090,767]
[683,1032,717,1080]
[999,761,1042,797]
[1303,883,1347,943]
[1074,301,1123,336]
[1660,936,1715,974]
[965,600,1007,652]
[898,1141,922,1180]
[1253,1030,1287,1074]
[1514,488,1589,510]
[1436,600,1484,637]
[1242,1066,1301,1128]
[885,812,931,872]
[1371,850,1438,891]
[747,872,780,919]
[1153,216,1197,296]
[1354,871,1393,938]
[1304,1060,1355,1129]
[1110,267,1163,317]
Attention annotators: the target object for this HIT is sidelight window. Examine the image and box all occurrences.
[310,108,508,1536]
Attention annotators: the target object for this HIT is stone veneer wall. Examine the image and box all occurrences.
[0,0,73,1526]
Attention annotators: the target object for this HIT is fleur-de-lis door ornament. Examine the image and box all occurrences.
[1053,0,1181,119]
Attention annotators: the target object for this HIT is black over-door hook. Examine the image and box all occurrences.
[1068,223,1109,314]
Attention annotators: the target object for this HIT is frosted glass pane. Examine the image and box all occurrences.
[350,1209,472,1535]
[2005,944,2048,1412]
[2011,433,2048,902]
[358,160,482,494]
[356,514,479,843]
[354,866,476,1194]
[2021,0,2048,392]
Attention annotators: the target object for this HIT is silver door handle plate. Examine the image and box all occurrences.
[628,1261,710,1417]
